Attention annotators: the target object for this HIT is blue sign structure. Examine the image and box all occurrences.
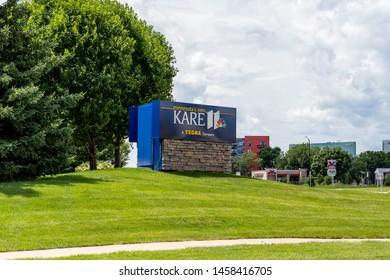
[129,100,237,170]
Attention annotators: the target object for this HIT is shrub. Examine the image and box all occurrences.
[322,176,332,185]
[385,175,390,186]
[75,161,114,172]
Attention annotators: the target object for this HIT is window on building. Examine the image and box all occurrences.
[247,141,252,147]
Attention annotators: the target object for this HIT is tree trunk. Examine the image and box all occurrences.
[114,137,121,168]
[87,136,97,170]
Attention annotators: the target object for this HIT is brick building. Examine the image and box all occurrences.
[244,136,270,154]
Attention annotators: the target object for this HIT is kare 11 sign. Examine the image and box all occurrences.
[159,101,236,143]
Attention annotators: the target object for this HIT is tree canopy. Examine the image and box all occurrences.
[310,147,352,183]
[348,151,390,184]
[1,0,177,181]
[28,0,177,169]
[258,146,281,168]
[0,0,78,181]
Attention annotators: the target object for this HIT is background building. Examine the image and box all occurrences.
[231,138,244,156]
[231,136,270,156]
[289,141,356,157]
[244,136,270,154]
[252,168,307,184]
[383,140,390,153]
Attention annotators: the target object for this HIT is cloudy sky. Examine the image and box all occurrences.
[121,0,390,155]
[2,0,388,155]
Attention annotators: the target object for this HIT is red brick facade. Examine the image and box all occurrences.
[244,136,270,155]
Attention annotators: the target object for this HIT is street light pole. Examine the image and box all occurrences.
[305,136,312,187]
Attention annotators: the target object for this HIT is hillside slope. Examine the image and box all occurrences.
[0,168,389,252]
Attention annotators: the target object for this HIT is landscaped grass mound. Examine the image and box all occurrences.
[0,168,389,252]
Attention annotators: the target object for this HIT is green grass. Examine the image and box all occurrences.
[0,168,389,253]
[45,242,390,260]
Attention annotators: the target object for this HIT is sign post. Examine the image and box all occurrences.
[376,172,384,193]
[327,160,337,185]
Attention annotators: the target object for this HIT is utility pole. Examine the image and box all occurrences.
[305,136,312,187]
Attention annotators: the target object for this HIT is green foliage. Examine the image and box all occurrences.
[322,175,332,185]
[385,175,390,186]
[311,147,352,184]
[282,144,320,170]
[349,151,390,183]
[98,141,132,167]
[0,0,77,181]
[28,0,177,170]
[258,146,281,168]
[231,151,262,176]
[75,160,113,172]
[68,140,132,171]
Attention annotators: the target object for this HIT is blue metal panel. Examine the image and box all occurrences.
[128,106,138,142]
[152,100,162,170]
[137,103,153,168]
[153,138,162,170]
[135,101,163,170]
[152,101,161,139]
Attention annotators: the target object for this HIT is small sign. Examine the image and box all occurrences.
[327,169,337,177]
[327,160,337,169]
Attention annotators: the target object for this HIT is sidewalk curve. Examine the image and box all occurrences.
[1,238,390,260]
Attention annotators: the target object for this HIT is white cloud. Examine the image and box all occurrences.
[123,0,390,153]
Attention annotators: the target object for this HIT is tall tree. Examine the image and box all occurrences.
[0,0,76,181]
[349,151,390,183]
[231,151,262,176]
[311,147,352,183]
[258,146,281,168]
[29,0,177,169]
[106,7,177,167]
[282,144,319,170]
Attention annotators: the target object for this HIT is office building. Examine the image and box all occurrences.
[383,140,390,153]
[289,141,356,157]
[231,138,244,156]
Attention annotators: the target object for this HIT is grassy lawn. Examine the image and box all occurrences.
[0,168,389,252]
[45,241,390,260]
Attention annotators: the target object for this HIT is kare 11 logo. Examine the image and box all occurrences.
[173,108,227,130]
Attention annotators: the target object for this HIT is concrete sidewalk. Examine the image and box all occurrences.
[1,238,390,260]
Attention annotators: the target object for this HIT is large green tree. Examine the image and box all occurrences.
[349,151,390,184]
[103,2,176,167]
[282,144,319,170]
[258,146,281,168]
[29,0,177,169]
[311,147,352,184]
[231,151,262,176]
[0,0,77,181]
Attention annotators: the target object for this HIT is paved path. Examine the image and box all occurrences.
[1,238,390,260]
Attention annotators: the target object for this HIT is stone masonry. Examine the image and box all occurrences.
[162,139,232,172]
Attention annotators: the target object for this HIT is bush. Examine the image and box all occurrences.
[75,161,114,172]
[385,175,390,186]
[322,176,332,185]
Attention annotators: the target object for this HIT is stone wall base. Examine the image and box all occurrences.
[162,139,232,172]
